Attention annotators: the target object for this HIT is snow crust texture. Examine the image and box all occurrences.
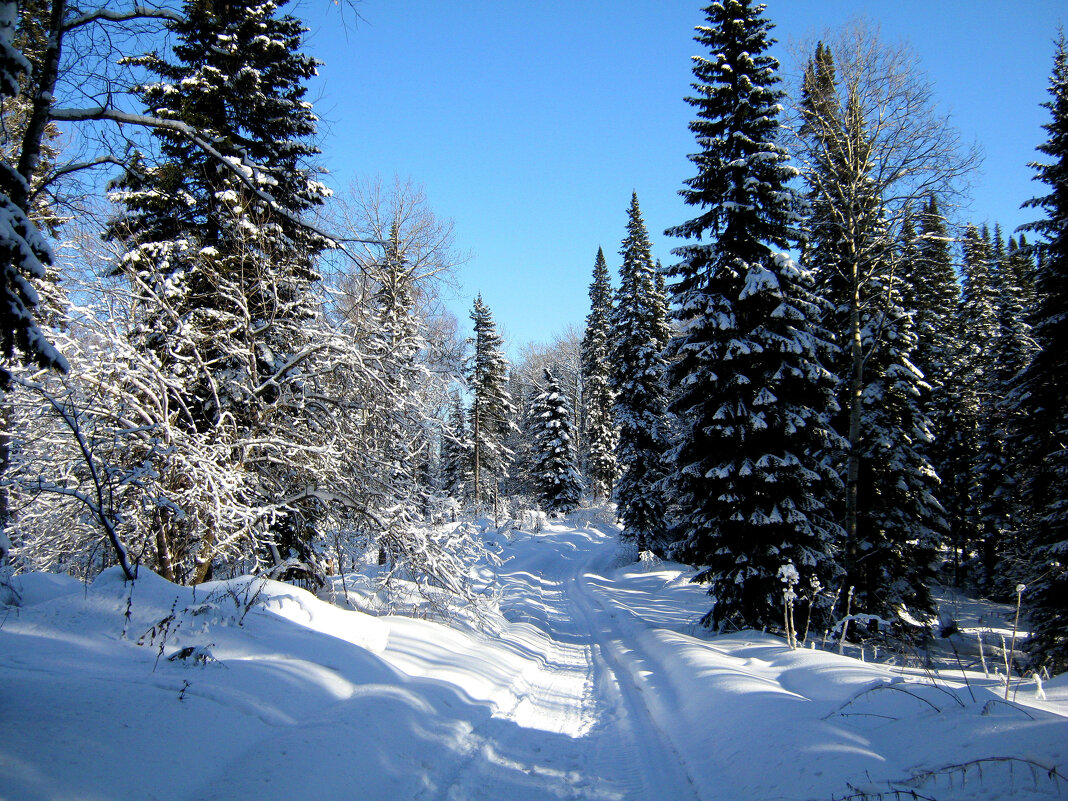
[1,519,1065,800]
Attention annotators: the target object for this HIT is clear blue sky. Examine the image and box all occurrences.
[301,1,1065,353]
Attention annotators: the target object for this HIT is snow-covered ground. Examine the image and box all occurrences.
[1,517,1065,800]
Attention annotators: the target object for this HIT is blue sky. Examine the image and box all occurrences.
[301,1,1065,353]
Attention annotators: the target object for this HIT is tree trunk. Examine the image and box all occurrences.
[473,404,481,505]
[154,517,175,582]
[0,399,13,559]
[845,258,863,581]
[15,0,65,209]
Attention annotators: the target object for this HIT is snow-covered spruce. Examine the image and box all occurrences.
[466,294,517,508]
[1017,33,1068,673]
[610,192,671,555]
[529,368,583,514]
[662,0,843,632]
[0,0,67,386]
[581,246,619,503]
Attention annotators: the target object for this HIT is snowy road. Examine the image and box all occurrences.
[375,519,708,800]
[457,521,704,801]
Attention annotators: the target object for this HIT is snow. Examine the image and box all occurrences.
[1,518,1066,801]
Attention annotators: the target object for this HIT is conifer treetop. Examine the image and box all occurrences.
[668,0,798,257]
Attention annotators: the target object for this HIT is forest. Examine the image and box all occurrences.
[1,0,1067,685]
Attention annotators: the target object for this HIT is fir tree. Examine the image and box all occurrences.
[1017,32,1068,671]
[580,247,618,503]
[610,192,670,554]
[530,369,583,513]
[663,1,843,631]
[467,294,516,507]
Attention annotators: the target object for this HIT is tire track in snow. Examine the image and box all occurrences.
[416,525,708,800]
[563,555,704,801]
[414,537,603,801]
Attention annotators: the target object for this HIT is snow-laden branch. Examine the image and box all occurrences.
[9,374,137,581]
[62,4,183,33]
[48,105,359,262]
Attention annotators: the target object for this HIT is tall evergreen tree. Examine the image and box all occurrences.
[1006,235,1038,320]
[503,367,538,499]
[364,222,431,550]
[610,192,670,553]
[907,197,968,581]
[975,233,1039,594]
[1016,32,1068,671]
[580,247,618,503]
[956,224,999,583]
[663,1,843,631]
[530,369,583,513]
[467,294,516,507]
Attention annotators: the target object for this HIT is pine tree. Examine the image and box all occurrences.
[663,1,843,631]
[105,0,330,581]
[610,192,670,554]
[467,294,516,508]
[530,369,583,513]
[1016,32,1068,671]
[580,247,618,503]
[799,41,942,621]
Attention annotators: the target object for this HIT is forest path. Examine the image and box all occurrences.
[427,519,708,801]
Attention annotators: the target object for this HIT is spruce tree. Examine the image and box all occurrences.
[975,235,1038,594]
[365,222,430,549]
[580,247,618,503]
[1017,32,1068,671]
[955,224,999,583]
[610,192,670,554]
[530,369,583,513]
[467,294,516,508]
[663,1,843,631]
[503,368,538,500]
[908,197,968,581]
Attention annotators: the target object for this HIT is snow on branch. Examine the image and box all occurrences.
[62,5,184,33]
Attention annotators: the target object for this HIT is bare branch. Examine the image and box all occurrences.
[62,5,183,33]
